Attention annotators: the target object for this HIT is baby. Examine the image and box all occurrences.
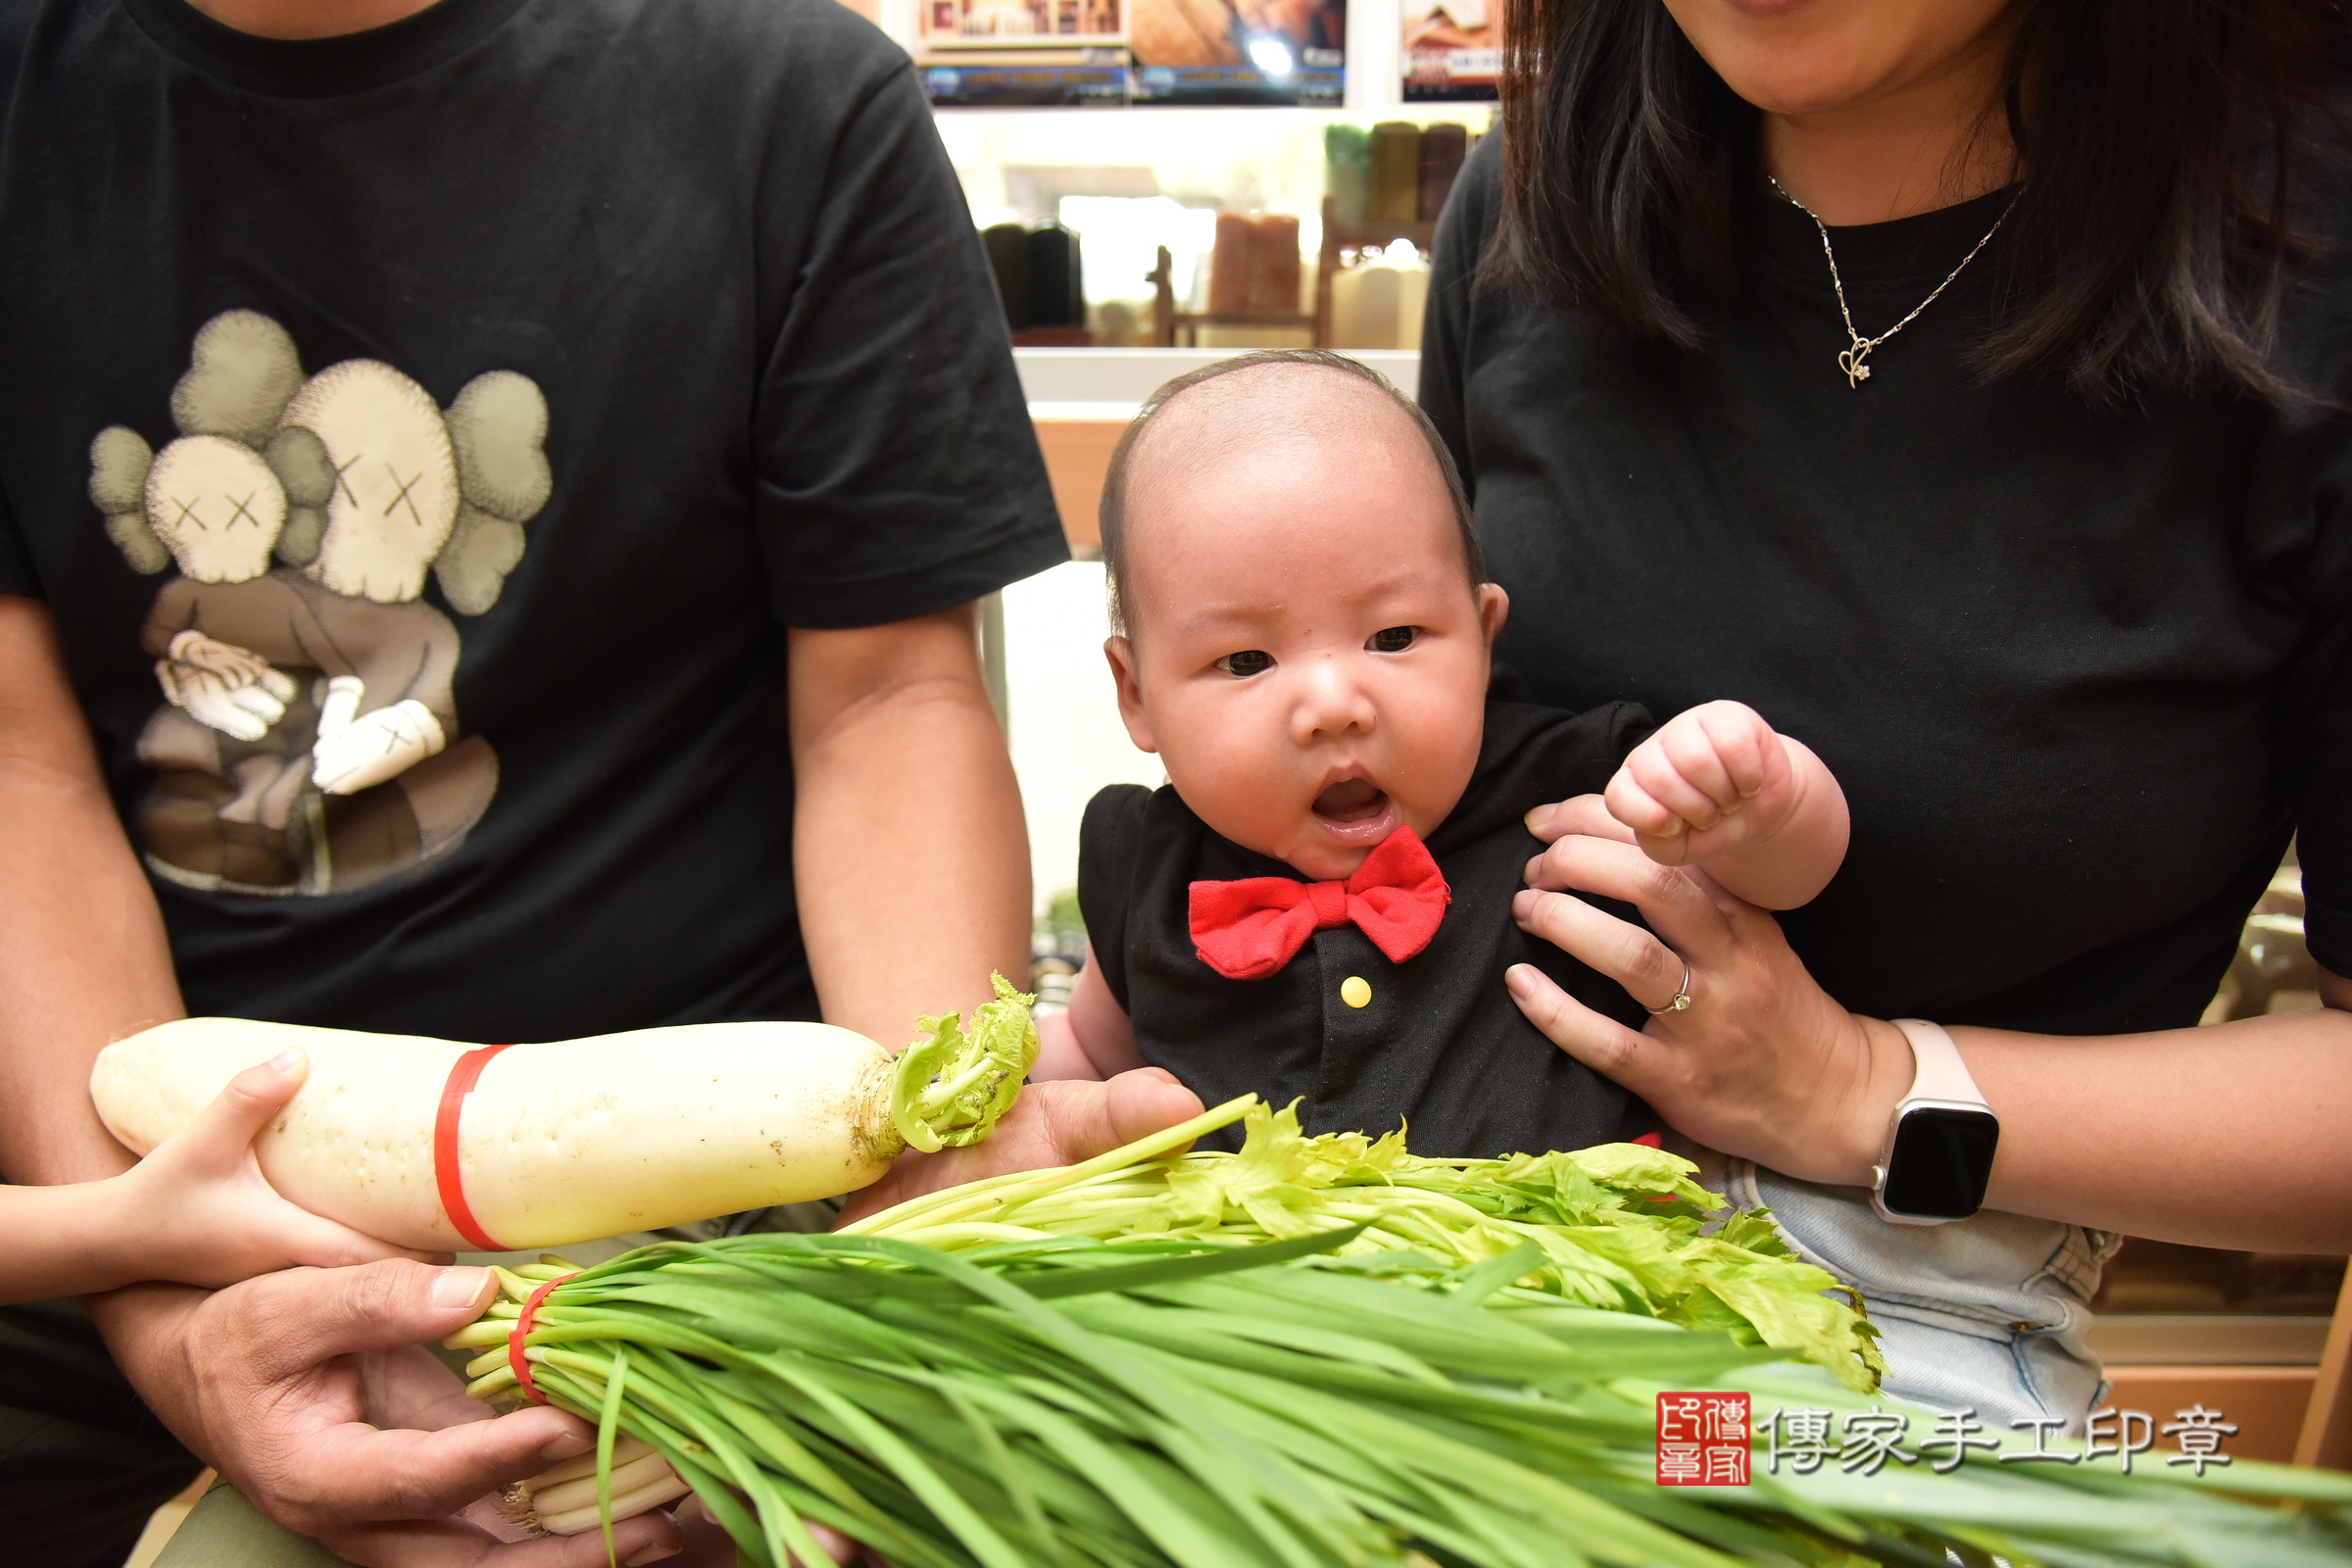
[1,1049,416,1304]
[1033,351,1849,1156]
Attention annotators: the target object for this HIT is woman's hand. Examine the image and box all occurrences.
[1507,798,1912,1186]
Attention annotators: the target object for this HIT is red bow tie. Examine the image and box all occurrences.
[1188,827,1451,981]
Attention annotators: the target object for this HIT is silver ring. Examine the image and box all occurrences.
[1645,963,1693,1016]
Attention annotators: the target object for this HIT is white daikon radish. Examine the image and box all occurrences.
[90,976,1039,1251]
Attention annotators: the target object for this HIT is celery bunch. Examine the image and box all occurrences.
[848,1097,1885,1393]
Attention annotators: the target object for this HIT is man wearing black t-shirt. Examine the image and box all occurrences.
[0,0,1200,1563]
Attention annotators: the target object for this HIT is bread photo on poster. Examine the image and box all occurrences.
[85,311,550,898]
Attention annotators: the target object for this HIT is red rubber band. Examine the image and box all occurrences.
[509,1274,578,1405]
[434,1045,515,1251]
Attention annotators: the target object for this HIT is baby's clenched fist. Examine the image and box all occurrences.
[1604,700,1803,867]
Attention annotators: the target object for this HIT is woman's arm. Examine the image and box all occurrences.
[1503,826,2352,1253]
[1952,984,2352,1250]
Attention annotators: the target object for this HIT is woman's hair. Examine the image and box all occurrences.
[1485,0,2348,401]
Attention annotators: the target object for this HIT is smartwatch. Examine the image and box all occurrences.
[1869,1018,2000,1226]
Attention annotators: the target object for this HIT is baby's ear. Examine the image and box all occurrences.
[1477,582,1510,645]
[1103,636,1158,754]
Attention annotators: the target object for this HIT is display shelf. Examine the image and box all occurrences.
[1014,344,1416,404]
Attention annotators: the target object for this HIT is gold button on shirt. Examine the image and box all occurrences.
[1340,975,1372,1008]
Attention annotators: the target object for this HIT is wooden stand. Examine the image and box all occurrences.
[1148,246,1314,348]
[2297,1265,2352,1469]
[1141,202,1443,351]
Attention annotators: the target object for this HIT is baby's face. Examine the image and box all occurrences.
[1109,424,1505,882]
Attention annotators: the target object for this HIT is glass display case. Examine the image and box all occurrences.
[937,106,1489,349]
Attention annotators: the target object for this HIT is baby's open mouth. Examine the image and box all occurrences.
[1312,777,1390,824]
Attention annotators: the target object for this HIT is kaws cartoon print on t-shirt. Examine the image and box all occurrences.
[85,311,550,896]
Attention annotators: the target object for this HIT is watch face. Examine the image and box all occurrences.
[1881,1106,2000,1220]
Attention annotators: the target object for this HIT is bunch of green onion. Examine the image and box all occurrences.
[450,1100,2352,1568]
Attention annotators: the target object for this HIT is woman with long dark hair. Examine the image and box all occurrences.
[1421,0,2352,1425]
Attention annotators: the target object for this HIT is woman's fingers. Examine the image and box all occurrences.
[1523,794,1636,846]
[1509,890,1690,1012]
[1521,833,1739,965]
[271,1207,441,1271]
[1503,963,1659,1081]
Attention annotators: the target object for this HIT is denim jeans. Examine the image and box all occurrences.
[1721,1158,2119,1433]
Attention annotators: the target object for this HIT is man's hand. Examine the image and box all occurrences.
[836,1067,1201,1225]
[99,1263,683,1567]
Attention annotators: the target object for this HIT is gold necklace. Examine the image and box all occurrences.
[1768,175,2017,388]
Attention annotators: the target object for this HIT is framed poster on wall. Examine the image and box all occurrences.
[920,0,1125,46]
[917,0,1130,105]
[1402,0,1498,100]
[1128,0,1344,105]
[913,0,1343,105]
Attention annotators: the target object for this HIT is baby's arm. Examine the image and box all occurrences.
[1032,943,1148,1082]
[1602,701,1849,909]
[0,1049,424,1304]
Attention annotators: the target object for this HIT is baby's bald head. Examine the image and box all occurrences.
[1099,350,1485,636]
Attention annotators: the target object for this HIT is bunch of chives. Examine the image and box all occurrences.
[447,1110,2352,1568]
[454,1236,2352,1567]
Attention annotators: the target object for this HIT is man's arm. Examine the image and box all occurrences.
[787,602,1032,1047]
[0,594,183,1186]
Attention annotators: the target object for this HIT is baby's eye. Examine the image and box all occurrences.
[1214,650,1273,678]
[1367,626,1418,653]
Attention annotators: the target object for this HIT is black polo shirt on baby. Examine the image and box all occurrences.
[1079,697,1660,1158]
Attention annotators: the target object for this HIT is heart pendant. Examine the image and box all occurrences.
[1837,347,1872,387]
